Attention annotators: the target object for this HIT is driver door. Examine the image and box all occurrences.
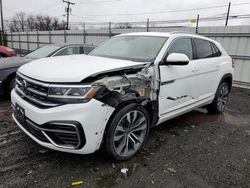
[158,37,199,122]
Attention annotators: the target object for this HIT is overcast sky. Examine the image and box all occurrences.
[3,0,250,26]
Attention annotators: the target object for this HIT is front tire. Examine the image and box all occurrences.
[105,103,150,161]
[206,82,230,114]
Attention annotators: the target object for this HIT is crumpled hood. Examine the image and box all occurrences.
[18,54,146,83]
[0,56,33,70]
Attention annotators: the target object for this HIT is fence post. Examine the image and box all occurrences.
[146,18,149,32]
[109,22,112,38]
[10,32,13,49]
[49,30,52,44]
[64,30,67,43]
[196,14,199,34]
[83,23,86,44]
[26,32,30,53]
[225,2,231,26]
[37,31,39,48]
[18,32,21,54]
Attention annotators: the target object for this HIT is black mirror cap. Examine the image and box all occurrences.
[167,60,189,66]
[161,59,189,66]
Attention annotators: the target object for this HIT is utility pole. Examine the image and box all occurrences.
[0,0,5,45]
[146,18,149,32]
[196,14,199,34]
[62,0,75,30]
[225,2,231,26]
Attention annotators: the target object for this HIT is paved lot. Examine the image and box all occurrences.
[0,88,250,188]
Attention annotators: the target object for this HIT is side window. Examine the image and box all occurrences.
[211,43,222,57]
[84,47,95,54]
[167,38,193,60]
[194,39,214,59]
[54,46,81,56]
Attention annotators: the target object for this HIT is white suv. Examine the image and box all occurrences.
[11,32,233,161]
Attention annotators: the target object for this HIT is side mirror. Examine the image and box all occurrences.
[165,53,190,66]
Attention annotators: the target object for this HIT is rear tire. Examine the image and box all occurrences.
[206,82,230,114]
[105,103,150,161]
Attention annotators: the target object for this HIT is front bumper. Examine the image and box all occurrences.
[11,90,115,154]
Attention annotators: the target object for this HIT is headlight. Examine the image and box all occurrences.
[48,85,100,103]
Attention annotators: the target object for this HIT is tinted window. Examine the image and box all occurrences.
[194,39,214,59]
[211,43,222,57]
[167,38,193,60]
[54,46,81,56]
[25,45,61,58]
[84,46,95,54]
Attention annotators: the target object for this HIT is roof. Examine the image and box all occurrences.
[45,43,96,48]
[119,31,219,45]
[120,32,172,37]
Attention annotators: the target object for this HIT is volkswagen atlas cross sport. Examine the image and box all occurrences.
[11,32,233,161]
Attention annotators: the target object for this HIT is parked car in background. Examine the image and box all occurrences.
[0,46,16,58]
[0,44,95,95]
[11,32,233,161]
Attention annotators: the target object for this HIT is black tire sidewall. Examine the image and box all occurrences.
[105,103,150,161]
[9,77,15,91]
[207,82,229,113]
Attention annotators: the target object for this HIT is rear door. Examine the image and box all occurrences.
[192,38,222,99]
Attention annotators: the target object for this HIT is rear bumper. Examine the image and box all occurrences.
[11,90,115,154]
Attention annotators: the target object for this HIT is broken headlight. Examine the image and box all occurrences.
[48,85,99,103]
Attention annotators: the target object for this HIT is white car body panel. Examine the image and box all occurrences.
[11,90,115,154]
[18,54,145,82]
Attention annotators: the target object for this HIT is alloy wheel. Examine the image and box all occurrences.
[113,110,148,157]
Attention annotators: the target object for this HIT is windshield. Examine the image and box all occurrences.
[90,35,168,62]
[25,45,61,59]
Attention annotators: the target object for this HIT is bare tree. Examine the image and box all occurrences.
[27,15,36,31]
[8,12,68,32]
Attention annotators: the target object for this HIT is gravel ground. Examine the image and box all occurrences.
[0,87,249,188]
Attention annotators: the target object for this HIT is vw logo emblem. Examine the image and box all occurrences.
[20,80,27,96]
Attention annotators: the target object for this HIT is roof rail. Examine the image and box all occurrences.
[169,31,197,35]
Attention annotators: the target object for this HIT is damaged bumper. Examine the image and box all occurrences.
[11,90,115,154]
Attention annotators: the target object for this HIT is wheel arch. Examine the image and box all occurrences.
[219,73,233,91]
[2,71,16,92]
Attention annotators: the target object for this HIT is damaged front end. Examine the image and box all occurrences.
[82,65,159,126]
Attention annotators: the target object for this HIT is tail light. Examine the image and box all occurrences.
[232,59,235,68]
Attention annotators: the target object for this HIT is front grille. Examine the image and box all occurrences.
[15,72,60,108]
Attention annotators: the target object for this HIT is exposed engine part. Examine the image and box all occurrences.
[92,68,152,98]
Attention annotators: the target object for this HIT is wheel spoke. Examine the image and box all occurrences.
[128,134,136,144]
[116,135,127,154]
[131,122,147,133]
[123,136,129,155]
[114,133,125,142]
[131,111,138,126]
[116,125,125,133]
[131,117,146,129]
[130,132,144,144]
[126,113,132,126]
